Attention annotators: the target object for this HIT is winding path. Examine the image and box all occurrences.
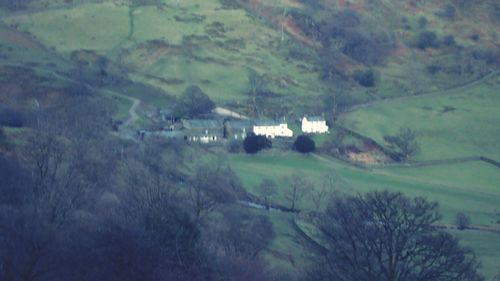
[0,61,143,132]
[121,96,141,128]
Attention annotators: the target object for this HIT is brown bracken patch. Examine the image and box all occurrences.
[0,30,41,49]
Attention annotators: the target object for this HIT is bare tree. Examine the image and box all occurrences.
[455,212,471,230]
[310,169,349,211]
[0,127,6,149]
[284,172,313,212]
[384,127,420,162]
[187,161,241,223]
[215,209,275,259]
[0,130,101,281]
[258,178,277,209]
[304,191,484,281]
[247,68,267,117]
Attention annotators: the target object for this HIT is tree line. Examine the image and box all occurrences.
[0,92,484,281]
[0,93,284,281]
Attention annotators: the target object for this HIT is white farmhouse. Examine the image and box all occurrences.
[301,116,328,134]
[253,120,293,138]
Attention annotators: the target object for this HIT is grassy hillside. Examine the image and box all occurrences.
[339,75,500,161]
[229,151,500,226]
[1,0,499,279]
[227,150,500,278]
[3,0,326,105]
[3,0,498,111]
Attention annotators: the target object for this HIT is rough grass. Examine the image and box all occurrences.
[4,0,327,103]
[339,77,500,162]
[5,2,130,53]
[450,229,500,279]
[228,151,500,226]
[228,150,500,278]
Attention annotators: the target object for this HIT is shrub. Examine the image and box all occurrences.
[436,5,456,20]
[418,16,428,28]
[492,3,500,22]
[455,212,471,230]
[335,9,361,28]
[470,48,498,65]
[340,30,394,65]
[175,85,215,118]
[243,133,272,154]
[426,64,443,75]
[0,127,6,148]
[416,31,439,50]
[219,0,240,9]
[353,69,375,87]
[384,127,420,162]
[294,135,316,153]
[469,33,480,42]
[0,108,25,127]
[442,35,456,46]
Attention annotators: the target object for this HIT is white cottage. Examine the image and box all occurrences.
[253,120,293,138]
[301,116,328,134]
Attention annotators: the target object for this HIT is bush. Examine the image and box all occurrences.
[335,9,361,28]
[294,135,315,153]
[0,108,25,127]
[353,69,375,87]
[435,5,456,20]
[219,0,240,9]
[470,48,498,65]
[384,127,420,162]
[416,31,439,50]
[340,30,394,65]
[0,127,6,148]
[175,85,215,118]
[469,33,480,42]
[243,133,272,154]
[418,16,428,28]
[426,64,443,75]
[455,212,471,230]
[442,35,456,46]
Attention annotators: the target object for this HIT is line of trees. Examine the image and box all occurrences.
[0,91,484,281]
[0,94,284,281]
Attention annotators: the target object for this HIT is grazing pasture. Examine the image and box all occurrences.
[4,0,326,103]
[228,151,500,227]
[228,151,500,278]
[339,76,500,161]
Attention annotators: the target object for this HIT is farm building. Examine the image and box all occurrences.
[252,120,293,138]
[301,116,328,134]
[224,120,252,140]
[182,119,224,143]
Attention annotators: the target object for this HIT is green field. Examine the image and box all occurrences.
[2,0,499,278]
[228,150,500,278]
[4,0,326,103]
[339,76,500,162]
[452,229,500,279]
[229,151,500,226]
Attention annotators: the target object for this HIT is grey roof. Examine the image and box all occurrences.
[305,116,326,122]
[226,120,253,130]
[149,131,183,138]
[185,127,223,137]
[183,119,223,129]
